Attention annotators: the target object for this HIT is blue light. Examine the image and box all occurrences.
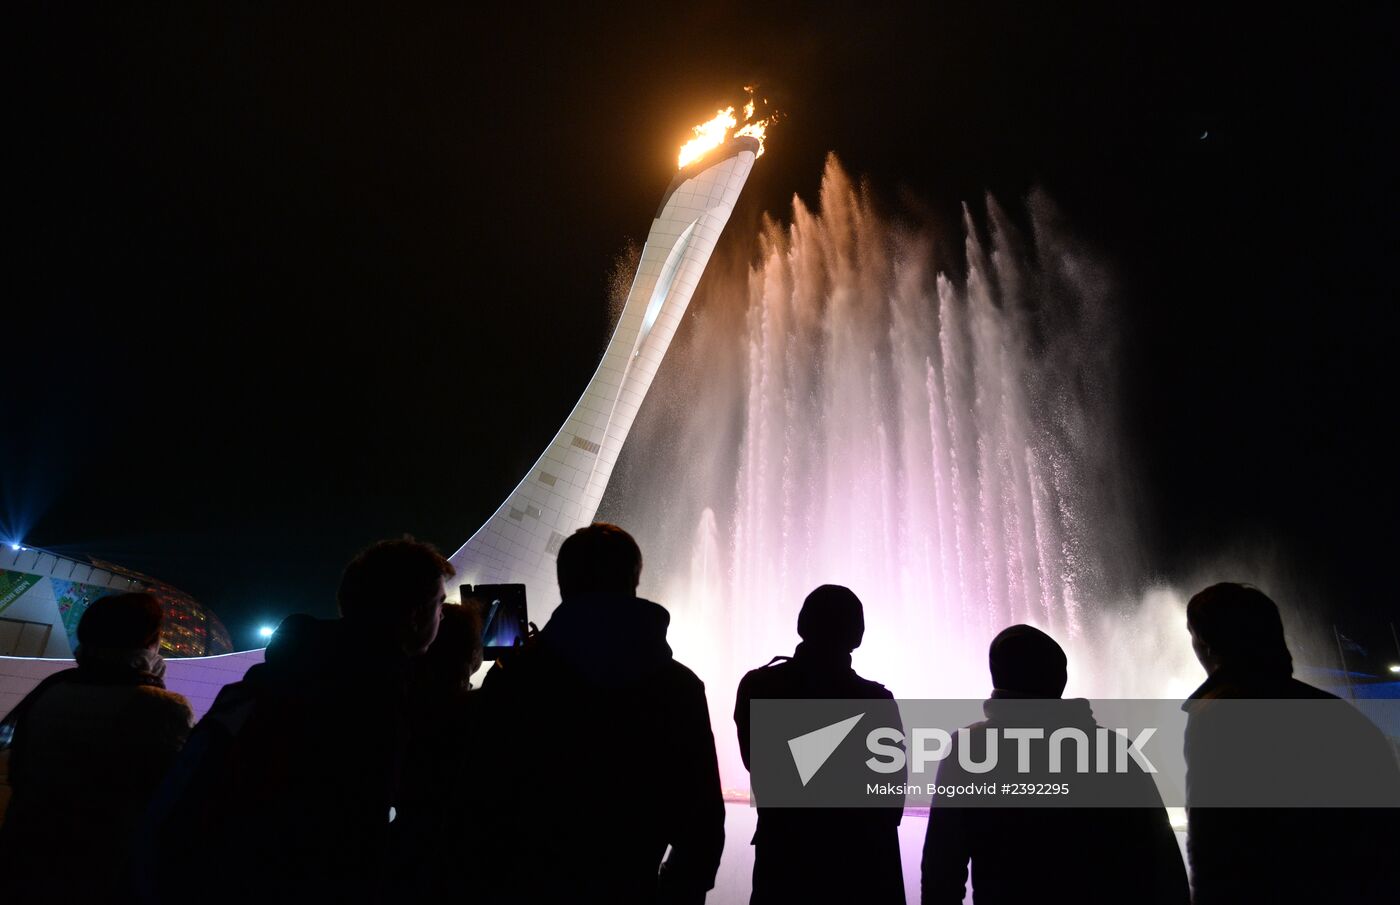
[8,543,19,551]
[258,626,276,640]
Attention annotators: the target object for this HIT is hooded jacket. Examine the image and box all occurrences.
[144,615,415,905]
[922,695,1188,905]
[478,593,724,905]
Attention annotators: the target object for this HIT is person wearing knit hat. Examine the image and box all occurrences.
[736,584,906,905]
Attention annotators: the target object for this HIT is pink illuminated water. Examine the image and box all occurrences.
[601,159,1202,791]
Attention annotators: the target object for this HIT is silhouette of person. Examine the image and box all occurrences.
[390,600,485,902]
[735,584,906,905]
[141,538,452,905]
[478,523,724,905]
[0,592,192,905]
[921,625,1188,905]
[1181,583,1400,904]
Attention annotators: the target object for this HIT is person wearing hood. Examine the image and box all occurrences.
[734,584,907,905]
[1181,583,1400,904]
[478,522,724,905]
[921,625,1188,905]
[141,538,452,905]
[0,592,192,904]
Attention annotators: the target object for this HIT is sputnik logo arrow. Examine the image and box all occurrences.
[787,713,865,786]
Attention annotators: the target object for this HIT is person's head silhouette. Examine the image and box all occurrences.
[76,592,164,657]
[1186,582,1292,678]
[989,624,1067,698]
[797,584,865,652]
[338,537,454,656]
[556,523,643,597]
[415,601,484,694]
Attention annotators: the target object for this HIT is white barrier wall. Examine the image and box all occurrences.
[0,649,265,722]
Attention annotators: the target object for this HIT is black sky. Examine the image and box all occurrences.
[5,2,1397,652]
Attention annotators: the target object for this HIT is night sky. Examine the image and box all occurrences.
[6,3,1397,655]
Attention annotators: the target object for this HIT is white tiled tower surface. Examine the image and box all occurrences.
[447,137,760,616]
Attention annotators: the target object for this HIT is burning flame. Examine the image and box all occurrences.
[677,86,776,169]
[678,107,738,169]
[735,119,767,147]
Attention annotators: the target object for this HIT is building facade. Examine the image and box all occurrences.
[0,546,231,659]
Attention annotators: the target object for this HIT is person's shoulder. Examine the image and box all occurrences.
[850,673,894,699]
[1283,678,1340,700]
[665,658,708,693]
[740,655,795,681]
[134,684,192,709]
[129,685,195,727]
[1198,672,1340,702]
[736,656,793,695]
[739,655,795,678]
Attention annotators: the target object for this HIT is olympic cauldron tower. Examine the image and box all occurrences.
[448,130,762,612]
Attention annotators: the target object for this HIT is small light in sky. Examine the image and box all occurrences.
[1390,664,1400,674]
[258,626,276,640]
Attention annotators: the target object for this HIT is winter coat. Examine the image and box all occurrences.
[388,682,480,903]
[143,615,415,905]
[735,643,907,905]
[1183,669,1400,904]
[0,648,192,905]
[922,695,1188,905]
[477,592,725,905]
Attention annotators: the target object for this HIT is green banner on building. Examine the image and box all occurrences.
[0,568,44,615]
[52,578,122,650]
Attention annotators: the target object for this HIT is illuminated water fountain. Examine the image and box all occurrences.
[603,159,1201,789]
[447,100,1200,794]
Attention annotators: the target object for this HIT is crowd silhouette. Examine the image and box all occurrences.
[0,524,1397,904]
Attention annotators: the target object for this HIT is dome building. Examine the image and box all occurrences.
[0,545,231,658]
